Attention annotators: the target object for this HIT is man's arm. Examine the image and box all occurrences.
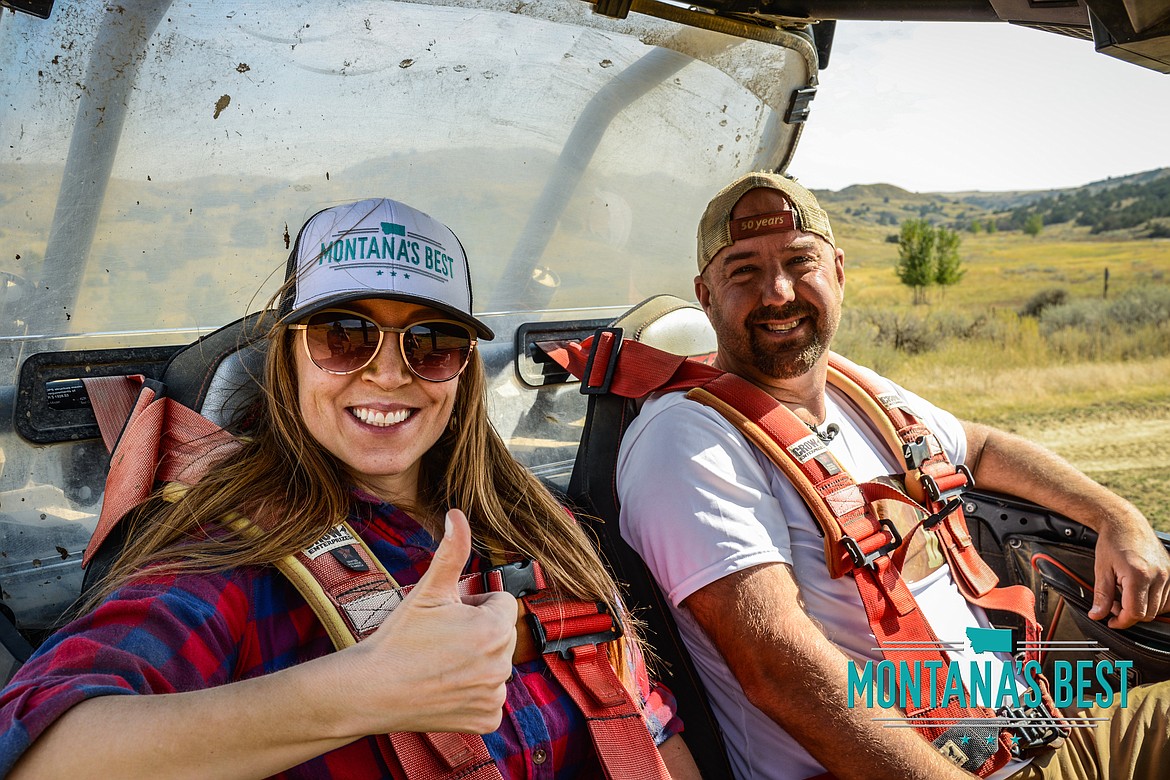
[684,562,974,780]
[961,421,1170,628]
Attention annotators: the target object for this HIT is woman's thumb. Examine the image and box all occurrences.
[412,509,473,604]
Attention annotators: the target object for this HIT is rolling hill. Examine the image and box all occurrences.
[811,167,1170,239]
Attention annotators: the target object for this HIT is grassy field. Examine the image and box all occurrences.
[832,220,1170,531]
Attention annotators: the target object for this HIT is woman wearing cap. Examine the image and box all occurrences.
[0,199,699,779]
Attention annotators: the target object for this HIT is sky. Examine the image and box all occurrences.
[787,20,1170,194]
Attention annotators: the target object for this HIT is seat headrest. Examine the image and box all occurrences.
[161,311,274,427]
[612,294,717,358]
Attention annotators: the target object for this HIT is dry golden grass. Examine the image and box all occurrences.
[832,222,1170,531]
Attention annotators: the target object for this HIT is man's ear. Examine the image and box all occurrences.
[695,273,712,315]
[834,247,846,299]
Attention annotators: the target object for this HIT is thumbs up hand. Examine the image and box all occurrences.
[337,509,518,736]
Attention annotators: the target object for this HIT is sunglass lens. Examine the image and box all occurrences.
[304,313,380,373]
[403,322,473,381]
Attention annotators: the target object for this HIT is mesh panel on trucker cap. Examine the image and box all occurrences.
[279,197,493,339]
[697,172,835,273]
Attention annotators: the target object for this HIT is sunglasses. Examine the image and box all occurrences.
[289,309,476,382]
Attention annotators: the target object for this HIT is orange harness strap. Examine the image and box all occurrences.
[523,594,671,780]
[549,334,1067,776]
[80,375,241,566]
[688,372,1014,776]
[827,356,1067,738]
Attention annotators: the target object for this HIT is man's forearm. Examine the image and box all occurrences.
[686,564,974,780]
[962,420,1169,626]
[962,421,1142,532]
[738,626,973,779]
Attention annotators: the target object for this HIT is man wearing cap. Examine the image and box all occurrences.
[616,172,1170,779]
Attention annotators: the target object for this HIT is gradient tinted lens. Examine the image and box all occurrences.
[401,321,474,381]
[302,313,473,380]
[303,313,382,374]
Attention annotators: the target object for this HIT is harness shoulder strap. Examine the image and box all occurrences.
[826,354,1002,600]
[81,374,241,567]
[551,336,1032,775]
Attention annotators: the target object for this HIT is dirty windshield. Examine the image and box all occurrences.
[0,0,813,629]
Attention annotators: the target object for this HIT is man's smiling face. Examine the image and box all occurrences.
[696,187,845,384]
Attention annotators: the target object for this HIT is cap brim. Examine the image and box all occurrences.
[280,291,494,340]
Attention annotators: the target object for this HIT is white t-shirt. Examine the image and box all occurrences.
[616,374,1026,780]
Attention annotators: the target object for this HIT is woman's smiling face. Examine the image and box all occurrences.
[294,298,459,505]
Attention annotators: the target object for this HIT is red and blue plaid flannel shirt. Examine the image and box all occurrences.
[0,493,681,777]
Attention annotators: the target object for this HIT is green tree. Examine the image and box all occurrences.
[1024,213,1044,237]
[895,219,936,305]
[896,220,966,304]
[933,226,965,295]
[968,219,982,234]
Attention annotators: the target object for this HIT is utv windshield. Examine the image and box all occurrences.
[0,0,813,629]
[2,0,813,346]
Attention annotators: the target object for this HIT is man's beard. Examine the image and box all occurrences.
[714,302,833,380]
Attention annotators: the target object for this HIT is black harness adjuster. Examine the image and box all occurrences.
[580,327,624,395]
[842,519,903,570]
[484,560,544,598]
[921,463,975,503]
[527,602,624,659]
[922,497,964,530]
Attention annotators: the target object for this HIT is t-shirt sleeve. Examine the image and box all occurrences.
[617,395,789,607]
[0,572,249,775]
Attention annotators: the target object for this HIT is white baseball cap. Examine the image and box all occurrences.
[279,198,493,339]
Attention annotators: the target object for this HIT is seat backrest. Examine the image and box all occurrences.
[566,295,734,779]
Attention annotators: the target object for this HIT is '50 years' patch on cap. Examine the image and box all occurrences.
[279,198,493,339]
[697,171,835,273]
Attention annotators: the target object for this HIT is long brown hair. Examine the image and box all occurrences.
[88,307,639,684]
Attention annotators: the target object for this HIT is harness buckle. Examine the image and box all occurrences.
[484,560,544,598]
[527,602,624,659]
[902,437,931,470]
[842,519,902,570]
[580,327,624,395]
[997,701,1068,755]
[921,463,974,503]
[922,497,964,530]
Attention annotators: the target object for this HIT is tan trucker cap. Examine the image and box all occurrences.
[697,171,835,272]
